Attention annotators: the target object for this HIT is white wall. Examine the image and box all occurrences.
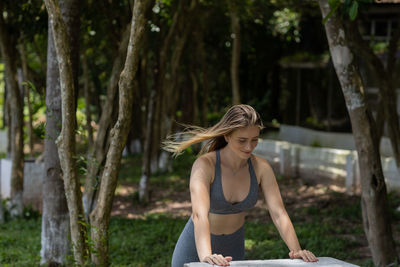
[279,124,394,157]
[254,139,400,193]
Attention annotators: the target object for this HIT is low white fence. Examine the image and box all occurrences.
[0,159,43,211]
[279,124,394,157]
[253,139,400,193]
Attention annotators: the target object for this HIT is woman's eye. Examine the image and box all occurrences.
[239,140,246,143]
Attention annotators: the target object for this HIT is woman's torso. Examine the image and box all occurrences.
[204,149,260,235]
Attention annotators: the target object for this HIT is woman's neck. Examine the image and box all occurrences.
[220,146,248,171]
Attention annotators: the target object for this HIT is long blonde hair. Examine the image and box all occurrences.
[162,104,264,157]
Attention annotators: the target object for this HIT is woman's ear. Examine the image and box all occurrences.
[224,135,229,143]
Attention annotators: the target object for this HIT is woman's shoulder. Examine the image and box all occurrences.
[250,154,272,170]
[194,151,216,168]
[250,154,274,182]
[191,151,216,182]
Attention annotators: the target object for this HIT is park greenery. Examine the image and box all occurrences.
[0,0,399,266]
[1,153,399,266]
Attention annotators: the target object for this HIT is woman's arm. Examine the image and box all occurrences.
[258,158,317,262]
[190,157,232,266]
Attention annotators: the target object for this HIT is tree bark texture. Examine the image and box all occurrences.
[44,0,87,264]
[228,2,241,105]
[0,3,24,217]
[319,1,398,266]
[41,0,80,264]
[41,23,70,264]
[82,24,130,219]
[345,19,400,168]
[89,0,153,265]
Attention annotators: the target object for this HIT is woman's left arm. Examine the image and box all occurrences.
[258,158,318,262]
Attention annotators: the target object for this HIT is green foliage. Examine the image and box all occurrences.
[33,121,46,140]
[323,0,372,23]
[269,8,301,43]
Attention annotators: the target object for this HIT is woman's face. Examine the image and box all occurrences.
[225,125,260,159]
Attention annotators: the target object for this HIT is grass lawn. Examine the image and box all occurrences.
[1,152,399,266]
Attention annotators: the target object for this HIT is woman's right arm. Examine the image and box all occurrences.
[190,157,232,266]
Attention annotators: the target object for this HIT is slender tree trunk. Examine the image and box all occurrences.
[19,43,34,157]
[191,71,199,125]
[345,19,400,168]
[90,0,153,265]
[44,0,88,264]
[82,24,130,218]
[196,29,210,127]
[319,1,398,266]
[158,0,198,167]
[0,3,24,218]
[228,2,241,105]
[139,88,156,203]
[139,1,186,191]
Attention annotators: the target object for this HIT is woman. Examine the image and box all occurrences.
[164,105,317,267]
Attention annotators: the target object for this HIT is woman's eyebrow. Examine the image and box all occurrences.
[238,136,259,139]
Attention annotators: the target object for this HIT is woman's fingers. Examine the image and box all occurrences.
[289,250,318,262]
[202,254,231,266]
[225,256,233,262]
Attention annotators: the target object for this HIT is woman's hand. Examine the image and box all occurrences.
[289,250,318,262]
[202,254,232,266]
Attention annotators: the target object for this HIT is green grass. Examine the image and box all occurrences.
[0,218,41,265]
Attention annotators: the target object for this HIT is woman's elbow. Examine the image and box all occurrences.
[192,210,209,224]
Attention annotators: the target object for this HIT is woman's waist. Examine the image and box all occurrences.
[208,212,246,235]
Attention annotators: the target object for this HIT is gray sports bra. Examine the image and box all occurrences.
[209,150,259,214]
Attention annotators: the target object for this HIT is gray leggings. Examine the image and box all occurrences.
[171,217,245,267]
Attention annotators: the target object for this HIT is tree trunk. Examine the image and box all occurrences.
[196,28,210,127]
[41,0,80,263]
[344,19,400,168]
[82,24,130,219]
[157,0,198,168]
[41,22,71,264]
[44,0,87,264]
[319,1,398,266]
[191,71,199,125]
[90,0,153,265]
[0,2,24,218]
[139,88,156,203]
[19,43,34,157]
[228,2,241,105]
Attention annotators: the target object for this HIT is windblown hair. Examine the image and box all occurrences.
[162,104,264,157]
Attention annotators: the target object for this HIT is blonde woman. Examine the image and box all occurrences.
[165,105,317,267]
